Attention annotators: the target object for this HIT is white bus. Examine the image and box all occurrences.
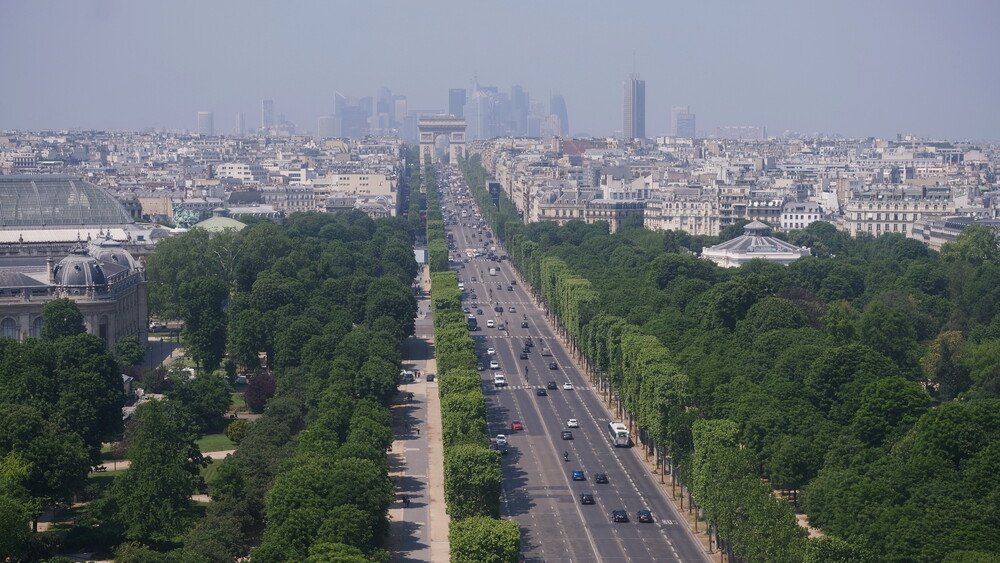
[607,422,630,447]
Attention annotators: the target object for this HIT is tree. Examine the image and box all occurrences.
[244,372,277,413]
[449,517,521,563]
[40,298,85,340]
[179,276,229,372]
[115,335,146,368]
[226,419,251,445]
[167,371,232,431]
[0,404,90,504]
[104,400,206,543]
[803,536,876,563]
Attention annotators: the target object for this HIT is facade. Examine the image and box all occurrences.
[197,112,214,136]
[702,221,811,268]
[215,162,267,183]
[843,186,955,237]
[645,186,721,237]
[676,112,696,139]
[624,74,646,139]
[781,201,824,231]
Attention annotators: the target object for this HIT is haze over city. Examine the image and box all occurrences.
[2,0,998,140]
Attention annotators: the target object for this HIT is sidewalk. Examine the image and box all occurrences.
[388,264,449,562]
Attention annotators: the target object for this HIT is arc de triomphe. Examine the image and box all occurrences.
[418,115,466,163]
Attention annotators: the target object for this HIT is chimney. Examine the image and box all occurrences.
[47,256,55,284]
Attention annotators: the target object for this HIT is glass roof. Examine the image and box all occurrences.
[0,175,134,228]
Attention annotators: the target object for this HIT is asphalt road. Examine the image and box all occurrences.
[438,167,708,563]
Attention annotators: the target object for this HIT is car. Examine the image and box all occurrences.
[489,360,499,369]
[572,470,585,481]
[508,306,516,313]
[507,286,513,291]
[495,434,507,446]
[471,276,477,281]
[425,373,435,382]
[637,510,654,523]
[496,283,502,289]
[497,324,506,330]
[611,510,629,523]
[494,306,503,313]
[522,346,530,354]
[476,362,485,371]
[487,347,496,355]
[549,362,559,370]
[580,493,595,505]
[547,381,557,389]
[486,320,495,328]
[525,339,534,347]
[476,309,483,315]
[536,387,547,396]
[519,352,528,360]
[510,421,523,432]
[521,321,529,328]
[562,382,573,390]
[567,418,579,428]
[561,430,573,440]
[463,307,471,313]
[595,473,609,484]
[511,279,517,285]
[470,293,478,299]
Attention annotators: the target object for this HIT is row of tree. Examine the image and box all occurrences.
[101,210,419,562]
[459,155,1000,562]
[425,166,520,562]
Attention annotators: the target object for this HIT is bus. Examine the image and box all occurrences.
[607,422,631,447]
[467,316,478,330]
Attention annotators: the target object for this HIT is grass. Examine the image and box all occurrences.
[230,392,247,412]
[196,433,235,453]
[200,459,223,485]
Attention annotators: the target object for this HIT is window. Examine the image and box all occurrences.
[99,316,108,342]
[0,318,16,339]
[31,317,43,339]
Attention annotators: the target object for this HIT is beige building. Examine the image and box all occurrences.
[843,186,955,237]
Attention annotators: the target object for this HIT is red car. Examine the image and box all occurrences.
[510,421,523,432]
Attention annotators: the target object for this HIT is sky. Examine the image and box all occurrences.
[2,0,998,141]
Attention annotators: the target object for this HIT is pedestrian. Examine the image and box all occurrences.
[416,426,420,436]
[403,495,410,507]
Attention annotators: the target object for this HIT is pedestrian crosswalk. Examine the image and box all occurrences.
[483,384,593,391]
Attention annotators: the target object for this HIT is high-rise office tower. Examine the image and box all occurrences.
[676,112,696,139]
[377,87,394,125]
[670,106,689,136]
[393,95,408,127]
[317,115,337,139]
[510,85,529,136]
[261,99,275,129]
[449,88,467,116]
[197,111,214,135]
[624,74,645,139]
[235,112,245,136]
[550,94,569,136]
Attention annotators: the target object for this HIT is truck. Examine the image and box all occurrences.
[489,267,498,276]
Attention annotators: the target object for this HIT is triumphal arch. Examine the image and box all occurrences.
[418,115,466,162]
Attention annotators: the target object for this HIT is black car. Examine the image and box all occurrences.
[525,338,534,347]
[521,321,529,328]
[536,387,547,396]
[476,309,483,315]
[426,373,435,382]
[611,510,629,523]
[595,473,609,484]
[637,510,653,523]
[580,493,595,505]
[561,430,573,440]
[519,353,528,360]
[547,381,557,389]
[494,306,503,313]
[522,346,530,354]
[549,362,558,370]
[507,286,513,291]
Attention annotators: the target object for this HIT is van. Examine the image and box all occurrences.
[494,373,507,387]
[541,347,552,357]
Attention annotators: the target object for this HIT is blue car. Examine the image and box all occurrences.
[572,470,585,481]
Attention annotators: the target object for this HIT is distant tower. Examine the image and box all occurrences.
[317,115,337,139]
[623,74,645,139]
[670,106,689,136]
[550,94,569,136]
[235,112,245,136]
[676,111,696,139]
[197,111,214,135]
[261,99,275,129]
[449,88,467,117]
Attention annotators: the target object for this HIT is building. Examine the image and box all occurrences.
[261,99,275,129]
[624,74,646,139]
[317,115,338,139]
[676,112,696,139]
[449,89,467,117]
[781,201,824,231]
[550,94,569,137]
[843,186,955,237]
[670,106,689,136]
[701,221,811,267]
[235,112,245,136]
[197,112,214,136]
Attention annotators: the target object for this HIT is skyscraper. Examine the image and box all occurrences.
[317,115,337,139]
[676,112,696,139]
[670,106,689,136]
[197,111,214,135]
[624,74,645,139]
[235,112,245,136]
[261,99,275,129]
[550,94,569,136]
[449,88,467,116]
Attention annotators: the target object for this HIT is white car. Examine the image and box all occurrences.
[495,434,508,446]
[567,419,579,428]
[487,347,496,355]
[490,360,500,369]
[563,382,574,390]
[487,320,495,328]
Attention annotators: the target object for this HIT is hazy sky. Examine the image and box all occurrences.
[2,0,998,140]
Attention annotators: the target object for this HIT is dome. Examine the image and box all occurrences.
[53,245,107,287]
[89,237,138,271]
[0,175,134,228]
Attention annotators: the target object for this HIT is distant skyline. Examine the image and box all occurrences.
[2,0,999,140]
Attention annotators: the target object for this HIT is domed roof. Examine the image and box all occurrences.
[53,245,107,287]
[0,175,134,228]
[89,235,138,271]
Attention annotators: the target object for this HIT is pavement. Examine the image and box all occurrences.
[388,264,450,562]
